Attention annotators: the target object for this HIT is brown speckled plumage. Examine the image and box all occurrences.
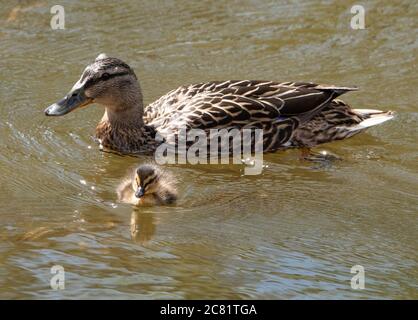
[95,120,158,154]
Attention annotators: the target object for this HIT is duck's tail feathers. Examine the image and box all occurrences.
[315,85,359,95]
[345,109,395,132]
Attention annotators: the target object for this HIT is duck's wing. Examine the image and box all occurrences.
[144,80,356,124]
[145,80,356,150]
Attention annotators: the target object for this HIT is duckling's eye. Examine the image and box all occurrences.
[143,175,157,190]
[101,73,110,81]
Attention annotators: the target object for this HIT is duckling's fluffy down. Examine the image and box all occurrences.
[117,164,177,206]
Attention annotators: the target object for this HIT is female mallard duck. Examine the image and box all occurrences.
[117,164,177,206]
[45,53,394,156]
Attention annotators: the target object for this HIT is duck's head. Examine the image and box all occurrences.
[45,53,143,116]
[132,164,162,199]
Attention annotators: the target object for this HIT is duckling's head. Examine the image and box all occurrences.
[45,53,143,116]
[132,164,162,199]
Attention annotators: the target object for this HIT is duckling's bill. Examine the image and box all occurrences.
[135,187,145,198]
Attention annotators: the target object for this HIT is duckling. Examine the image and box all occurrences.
[117,164,177,206]
[45,54,394,156]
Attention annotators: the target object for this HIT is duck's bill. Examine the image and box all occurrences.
[44,89,92,116]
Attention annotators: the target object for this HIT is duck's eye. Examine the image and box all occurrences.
[101,73,110,80]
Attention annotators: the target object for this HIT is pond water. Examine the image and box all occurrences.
[0,0,417,299]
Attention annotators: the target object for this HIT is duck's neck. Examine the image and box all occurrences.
[100,81,145,128]
[96,102,151,153]
[102,105,144,128]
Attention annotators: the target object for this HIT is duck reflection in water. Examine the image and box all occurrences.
[130,209,157,244]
